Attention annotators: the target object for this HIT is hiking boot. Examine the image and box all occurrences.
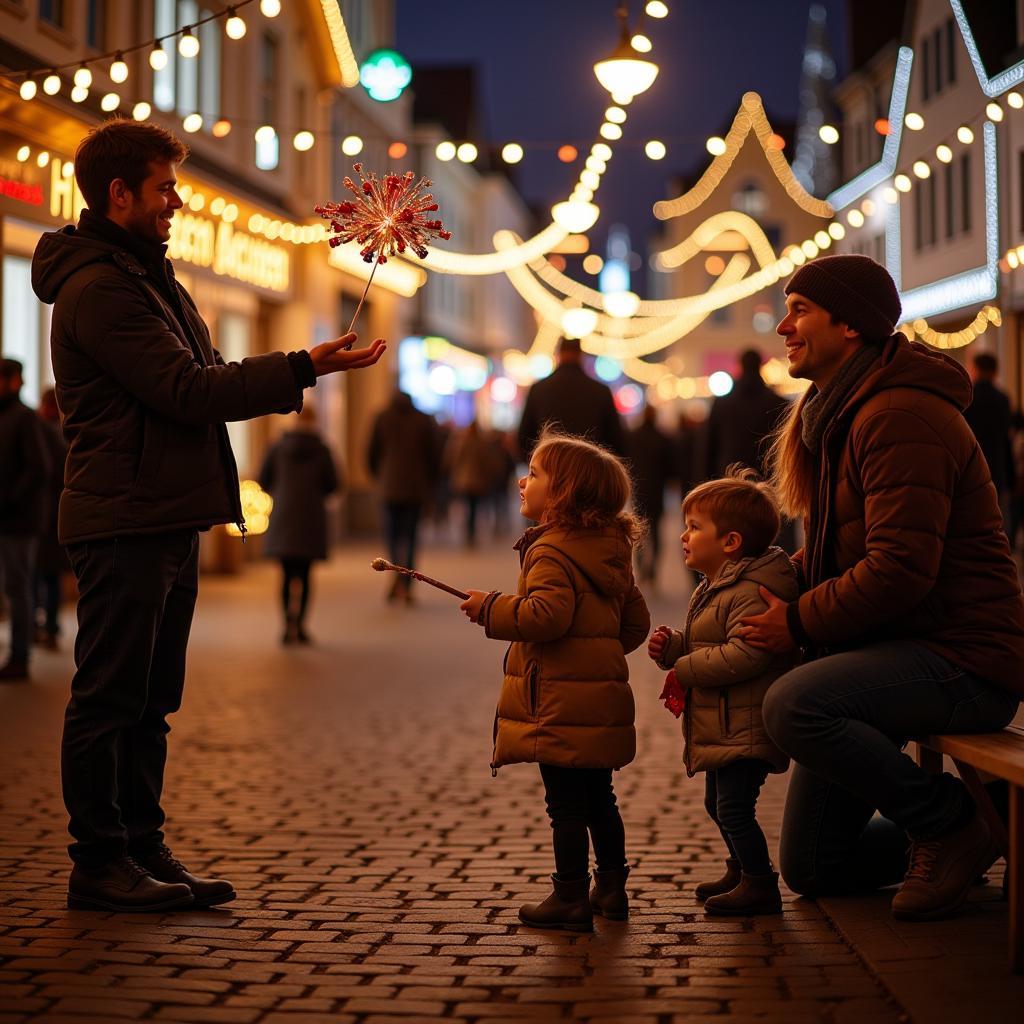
[519,874,593,932]
[134,845,236,908]
[68,856,194,912]
[590,865,629,920]
[694,857,741,902]
[892,808,992,921]
[0,659,29,682]
[704,871,783,916]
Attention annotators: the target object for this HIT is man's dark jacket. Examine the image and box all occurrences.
[31,211,314,544]
[517,362,624,459]
[367,393,439,504]
[703,372,789,478]
[963,378,1015,496]
[0,394,50,534]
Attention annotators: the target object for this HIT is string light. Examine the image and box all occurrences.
[646,2,669,16]
[150,43,168,71]
[293,130,314,151]
[260,0,281,15]
[986,102,1003,121]
[100,92,120,112]
[936,144,953,163]
[19,78,36,100]
[110,53,128,83]
[600,122,623,140]
[178,28,200,58]
[900,306,1000,349]
[501,143,523,164]
[557,144,578,162]
[645,140,666,160]
[706,136,726,156]
[16,145,29,162]
[605,106,627,124]
[225,10,247,39]
[912,160,930,179]
[905,112,924,130]
[42,73,60,95]
[71,85,88,103]
[36,151,50,168]
[819,124,839,144]
[132,100,151,120]
[435,141,456,161]
[456,142,478,162]
[183,113,203,133]
[894,173,912,192]
[341,134,363,156]
[957,125,974,144]
[212,119,232,137]
[631,34,653,53]
[73,64,92,88]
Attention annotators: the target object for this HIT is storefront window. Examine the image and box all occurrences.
[86,0,107,49]
[218,312,252,471]
[153,0,222,122]
[40,0,65,28]
[2,255,51,408]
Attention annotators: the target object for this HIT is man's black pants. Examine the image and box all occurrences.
[62,530,199,867]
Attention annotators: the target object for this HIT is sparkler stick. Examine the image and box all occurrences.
[370,557,470,600]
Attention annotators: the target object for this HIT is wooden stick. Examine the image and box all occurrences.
[371,558,470,600]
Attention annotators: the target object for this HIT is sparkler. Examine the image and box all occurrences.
[316,163,451,335]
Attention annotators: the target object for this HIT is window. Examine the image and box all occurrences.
[914,180,924,250]
[255,33,279,170]
[152,1,221,122]
[927,174,937,246]
[921,34,931,101]
[961,152,971,234]
[932,26,943,97]
[86,0,106,49]
[946,18,956,85]
[946,160,955,239]
[39,0,65,27]
[732,182,766,217]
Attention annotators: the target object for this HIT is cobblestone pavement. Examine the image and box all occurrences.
[0,527,1021,1023]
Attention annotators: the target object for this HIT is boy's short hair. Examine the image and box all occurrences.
[683,464,781,556]
[75,118,188,215]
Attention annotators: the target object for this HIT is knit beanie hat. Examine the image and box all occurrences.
[785,254,901,341]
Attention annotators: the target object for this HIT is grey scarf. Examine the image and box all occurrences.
[800,344,882,452]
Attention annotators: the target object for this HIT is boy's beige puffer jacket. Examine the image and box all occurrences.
[657,547,798,775]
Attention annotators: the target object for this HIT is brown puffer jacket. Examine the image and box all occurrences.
[657,548,797,775]
[788,335,1024,695]
[480,523,651,771]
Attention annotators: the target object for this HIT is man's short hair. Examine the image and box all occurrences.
[0,357,24,380]
[75,118,188,214]
[972,352,998,376]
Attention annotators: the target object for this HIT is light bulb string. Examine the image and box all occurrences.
[0,0,257,84]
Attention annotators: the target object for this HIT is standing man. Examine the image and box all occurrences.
[517,337,624,460]
[738,255,1024,921]
[31,119,385,912]
[963,351,1015,535]
[625,405,674,586]
[0,358,50,681]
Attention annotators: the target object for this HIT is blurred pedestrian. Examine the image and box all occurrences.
[488,430,518,537]
[963,351,1015,532]
[32,118,385,913]
[0,358,51,681]
[673,412,701,498]
[517,337,624,460]
[626,406,674,586]
[368,391,439,602]
[35,387,68,651]
[259,404,339,645]
[446,420,495,547]
[703,349,790,479]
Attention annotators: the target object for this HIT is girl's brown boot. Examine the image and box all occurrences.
[694,858,741,902]
[704,870,783,916]
[518,874,594,932]
[590,866,629,920]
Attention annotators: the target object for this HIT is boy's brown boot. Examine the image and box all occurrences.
[694,857,741,902]
[590,865,629,920]
[704,870,783,916]
[519,874,594,932]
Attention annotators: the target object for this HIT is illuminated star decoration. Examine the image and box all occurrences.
[315,163,450,335]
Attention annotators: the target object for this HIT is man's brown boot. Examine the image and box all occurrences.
[590,866,629,920]
[704,871,782,916]
[519,874,594,932]
[134,845,236,908]
[694,857,741,902]
[892,808,991,921]
[68,856,194,912]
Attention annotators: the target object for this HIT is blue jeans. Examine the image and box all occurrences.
[763,641,1019,896]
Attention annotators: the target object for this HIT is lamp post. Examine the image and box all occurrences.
[593,3,659,103]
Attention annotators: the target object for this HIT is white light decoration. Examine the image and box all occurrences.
[562,307,599,338]
[260,0,281,15]
[957,125,974,145]
[74,65,92,88]
[706,136,727,156]
[551,200,600,233]
[593,18,659,101]
[179,28,200,58]
[603,291,641,318]
[605,106,627,124]
[802,239,819,259]
[986,101,1003,121]
[435,140,456,161]
[828,222,845,240]
[150,44,168,71]
[502,142,523,163]
[210,197,225,216]
[883,187,899,204]
[188,193,205,211]
[16,145,29,162]
[894,173,912,192]
[814,230,832,248]
[341,134,363,156]
[70,85,88,103]
[183,113,203,133]
[904,112,924,130]
[490,376,518,403]
[819,124,839,144]
[600,122,623,140]
[255,125,275,143]
[936,144,953,163]
[580,169,600,189]
[708,371,733,396]
[225,13,247,39]
[645,140,666,160]
[110,54,128,83]
[530,354,554,379]
[1009,91,1024,109]
[913,160,931,179]
[101,92,120,112]
[586,156,607,172]
[42,73,60,95]
[293,131,314,151]
[456,142,478,163]
[133,101,152,120]
[646,1,669,17]
[19,79,36,101]
[847,209,865,227]
[862,198,876,216]
[631,34,652,53]
[36,151,50,168]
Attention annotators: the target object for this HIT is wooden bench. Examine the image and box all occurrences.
[916,724,1024,972]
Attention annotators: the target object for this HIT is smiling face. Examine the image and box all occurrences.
[776,292,863,389]
[680,506,741,578]
[519,453,551,522]
[112,159,183,245]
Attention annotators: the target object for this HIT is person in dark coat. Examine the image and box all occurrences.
[367,391,439,602]
[625,405,675,585]
[703,349,790,479]
[30,118,385,913]
[259,404,339,644]
[35,387,68,651]
[517,337,625,460]
[0,358,50,681]
[963,351,1015,533]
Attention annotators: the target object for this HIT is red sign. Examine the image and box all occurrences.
[0,175,44,206]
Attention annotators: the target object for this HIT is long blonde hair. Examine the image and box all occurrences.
[766,392,816,520]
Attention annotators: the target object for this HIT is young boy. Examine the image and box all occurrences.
[649,466,798,915]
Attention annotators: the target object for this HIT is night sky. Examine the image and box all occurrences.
[396,0,847,291]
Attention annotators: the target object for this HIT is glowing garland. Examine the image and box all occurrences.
[900,306,1000,349]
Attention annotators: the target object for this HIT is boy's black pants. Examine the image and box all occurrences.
[704,758,773,875]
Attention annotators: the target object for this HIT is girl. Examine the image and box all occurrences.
[460,432,650,932]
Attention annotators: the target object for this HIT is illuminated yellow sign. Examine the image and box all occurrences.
[48,158,289,293]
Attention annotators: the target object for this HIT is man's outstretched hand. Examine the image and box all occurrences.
[309,335,387,376]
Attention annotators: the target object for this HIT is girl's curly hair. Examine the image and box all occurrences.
[531,430,644,546]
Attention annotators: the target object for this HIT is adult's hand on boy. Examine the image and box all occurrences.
[738,586,796,652]
[460,589,487,623]
[648,624,672,661]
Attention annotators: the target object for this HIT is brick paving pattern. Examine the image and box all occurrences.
[0,532,1021,1022]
